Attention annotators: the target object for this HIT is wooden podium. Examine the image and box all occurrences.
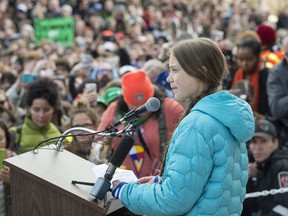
[4,146,123,216]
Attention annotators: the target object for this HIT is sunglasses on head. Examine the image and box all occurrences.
[98,69,112,74]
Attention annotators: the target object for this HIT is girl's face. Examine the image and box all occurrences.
[236,47,259,75]
[29,98,54,128]
[167,53,207,102]
[0,128,7,149]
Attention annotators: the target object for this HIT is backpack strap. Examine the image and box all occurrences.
[114,107,168,162]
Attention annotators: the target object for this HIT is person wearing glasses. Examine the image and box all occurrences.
[64,107,99,160]
[267,35,288,147]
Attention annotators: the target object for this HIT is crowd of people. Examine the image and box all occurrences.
[0,0,288,215]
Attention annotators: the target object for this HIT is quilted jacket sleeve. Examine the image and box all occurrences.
[120,124,213,216]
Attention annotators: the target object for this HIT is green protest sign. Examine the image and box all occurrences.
[34,17,74,46]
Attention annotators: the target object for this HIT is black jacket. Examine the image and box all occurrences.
[267,59,288,146]
[243,147,288,216]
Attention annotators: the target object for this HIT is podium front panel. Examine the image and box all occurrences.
[4,147,122,216]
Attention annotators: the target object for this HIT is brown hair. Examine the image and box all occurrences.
[236,30,261,44]
[70,107,98,127]
[171,37,227,116]
[160,38,227,176]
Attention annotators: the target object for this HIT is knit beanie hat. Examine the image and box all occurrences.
[122,70,154,106]
[256,24,276,46]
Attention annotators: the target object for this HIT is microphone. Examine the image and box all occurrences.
[90,135,134,200]
[112,97,161,128]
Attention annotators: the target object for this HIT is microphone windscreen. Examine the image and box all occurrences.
[146,97,161,112]
[110,136,134,167]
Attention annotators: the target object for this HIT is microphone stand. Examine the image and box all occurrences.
[65,124,135,203]
[71,180,95,186]
[55,123,135,151]
[71,180,110,207]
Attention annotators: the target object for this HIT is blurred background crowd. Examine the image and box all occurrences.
[1,0,288,215]
[0,0,287,127]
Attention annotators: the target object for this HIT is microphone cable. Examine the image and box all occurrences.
[32,129,111,153]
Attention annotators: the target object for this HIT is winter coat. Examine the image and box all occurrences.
[120,90,255,216]
[9,116,61,154]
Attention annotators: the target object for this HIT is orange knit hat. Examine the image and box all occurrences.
[122,70,154,106]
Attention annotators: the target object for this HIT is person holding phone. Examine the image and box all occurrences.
[72,80,99,109]
[0,121,16,215]
[5,73,39,123]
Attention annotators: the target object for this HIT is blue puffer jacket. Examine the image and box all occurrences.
[120,91,255,216]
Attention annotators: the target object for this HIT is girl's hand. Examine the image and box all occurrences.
[137,176,161,184]
[111,180,127,199]
[112,179,121,191]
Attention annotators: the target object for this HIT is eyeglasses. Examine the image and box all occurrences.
[72,123,94,129]
[98,69,112,74]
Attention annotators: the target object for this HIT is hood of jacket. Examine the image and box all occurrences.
[193,90,255,143]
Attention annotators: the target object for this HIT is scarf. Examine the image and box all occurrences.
[231,62,262,112]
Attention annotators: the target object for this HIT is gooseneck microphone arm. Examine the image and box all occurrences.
[55,124,134,151]
[55,97,161,151]
[111,97,161,128]
[90,135,134,200]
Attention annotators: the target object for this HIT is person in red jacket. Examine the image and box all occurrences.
[95,70,184,178]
